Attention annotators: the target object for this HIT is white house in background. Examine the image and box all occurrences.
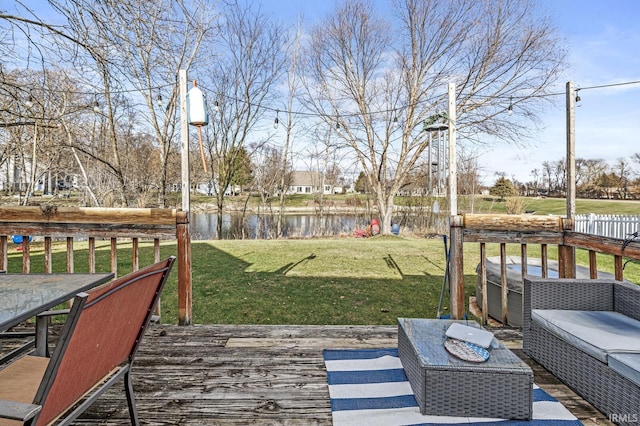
[195,180,241,196]
[287,171,340,195]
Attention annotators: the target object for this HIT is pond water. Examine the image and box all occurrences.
[190,213,361,240]
[190,210,443,239]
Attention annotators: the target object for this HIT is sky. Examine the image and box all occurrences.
[255,0,640,185]
[7,0,640,186]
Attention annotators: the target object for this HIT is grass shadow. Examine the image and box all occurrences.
[6,239,483,326]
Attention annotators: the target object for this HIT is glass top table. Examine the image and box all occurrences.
[397,318,533,419]
[400,318,531,371]
[0,273,114,332]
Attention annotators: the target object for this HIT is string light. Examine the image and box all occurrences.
[16,77,639,124]
[92,101,101,113]
[156,93,163,107]
[274,110,279,129]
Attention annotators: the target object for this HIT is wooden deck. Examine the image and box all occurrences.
[45,324,610,425]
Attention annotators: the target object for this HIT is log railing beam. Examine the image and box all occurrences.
[0,207,191,325]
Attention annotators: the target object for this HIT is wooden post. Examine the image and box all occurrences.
[88,237,95,273]
[22,236,30,273]
[66,237,74,273]
[560,81,577,278]
[447,83,463,319]
[0,236,6,272]
[479,243,487,325]
[177,211,192,326]
[449,215,465,319]
[178,69,193,326]
[614,255,623,281]
[180,69,190,215]
[153,238,162,319]
[566,81,576,221]
[500,243,507,324]
[448,82,457,216]
[110,237,118,277]
[44,237,52,273]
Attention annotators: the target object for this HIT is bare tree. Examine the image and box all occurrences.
[87,0,213,207]
[276,20,304,238]
[613,157,632,199]
[304,0,565,234]
[552,159,566,194]
[575,158,607,198]
[203,2,286,239]
[541,160,553,195]
[457,146,482,212]
[253,145,286,204]
[2,0,215,207]
[303,126,345,235]
[529,168,540,196]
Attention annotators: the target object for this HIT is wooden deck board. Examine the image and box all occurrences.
[4,324,613,425]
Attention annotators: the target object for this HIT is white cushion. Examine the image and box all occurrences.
[531,310,640,363]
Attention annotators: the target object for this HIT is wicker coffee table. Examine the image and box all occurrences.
[398,318,533,419]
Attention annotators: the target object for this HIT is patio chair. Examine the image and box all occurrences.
[0,256,175,426]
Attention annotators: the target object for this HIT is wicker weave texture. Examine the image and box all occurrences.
[398,319,533,420]
[529,278,614,311]
[524,277,640,425]
[528,322,639,425]
[422,369,532,418]
[615,280,640,321]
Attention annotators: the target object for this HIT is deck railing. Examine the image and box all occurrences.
[449,213,640,326]
[0,206,192,325]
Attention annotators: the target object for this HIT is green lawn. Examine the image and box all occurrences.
[8,236,639,326]
[460,196,640,215]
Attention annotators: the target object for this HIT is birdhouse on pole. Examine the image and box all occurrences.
[187,81,209,126]
[186,81,209,172]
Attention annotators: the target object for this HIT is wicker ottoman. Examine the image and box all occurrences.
[398,318,533,419]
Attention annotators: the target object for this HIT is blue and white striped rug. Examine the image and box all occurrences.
[324,348,582,426]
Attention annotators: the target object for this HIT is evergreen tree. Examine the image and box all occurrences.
[490,177,515,201]
[354,171,368,193]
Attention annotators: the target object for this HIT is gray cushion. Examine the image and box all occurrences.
[531,310,640,363]
[609,353,640,387]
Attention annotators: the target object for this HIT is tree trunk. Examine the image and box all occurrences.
[216,197,224,240]
[376,194,395,236]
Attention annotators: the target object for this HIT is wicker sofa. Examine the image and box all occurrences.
[523,276,640,425]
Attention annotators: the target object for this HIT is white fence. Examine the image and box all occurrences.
[574,214,640,239]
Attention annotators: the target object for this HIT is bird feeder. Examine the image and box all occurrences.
[187,81,209,172]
